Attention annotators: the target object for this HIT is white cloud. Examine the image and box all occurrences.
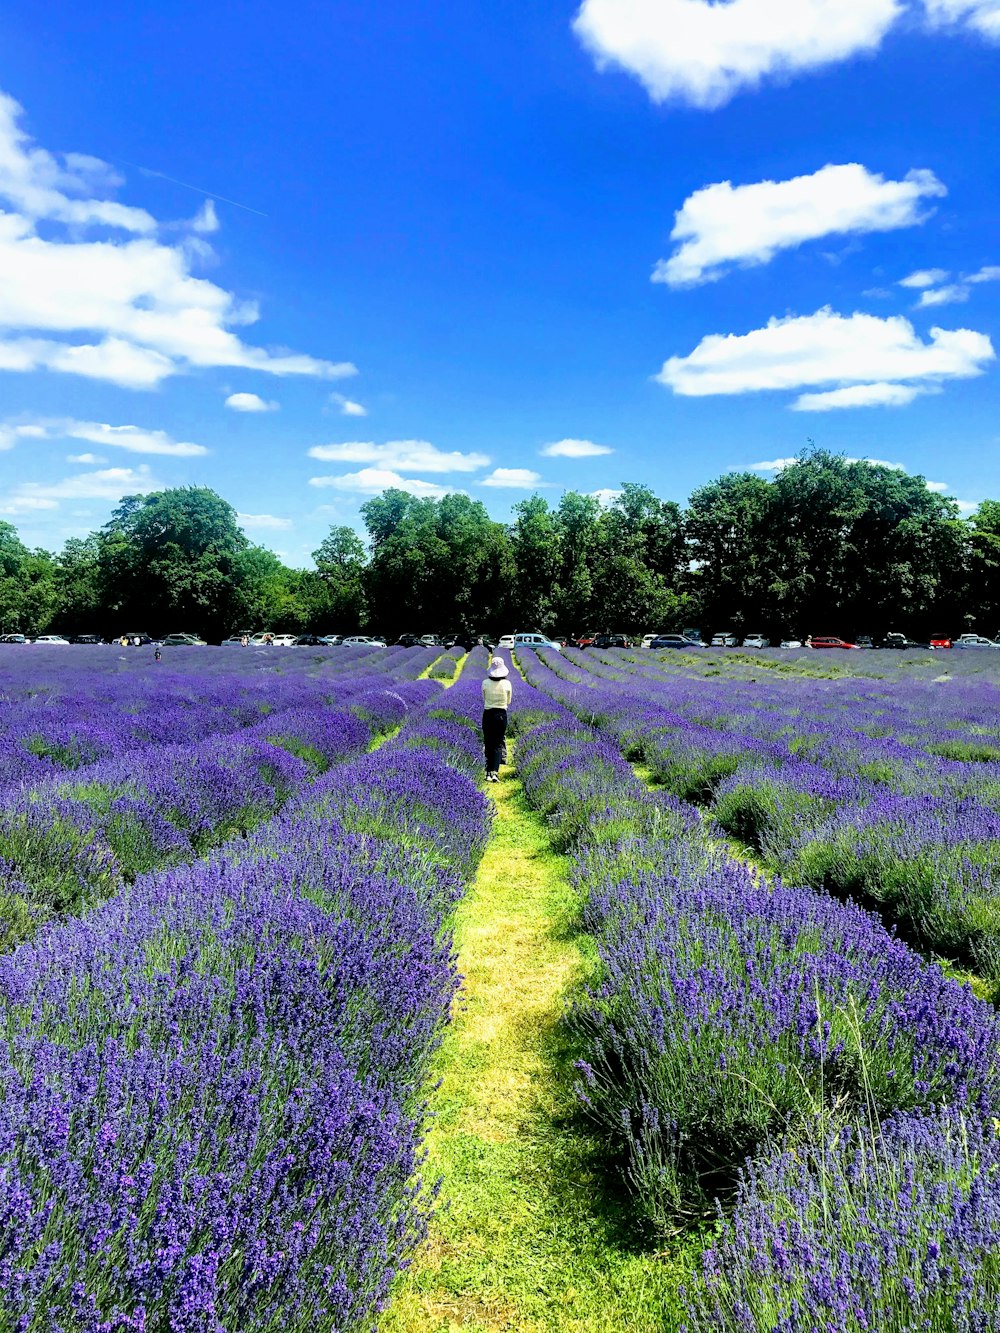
[924,0,1000,39]
[540,438,614,457]
[225,392,278,412]
[237,512,292,530]
[0,421,48,450]
[66,452,107,465]
[480,468,546,488]
[573,1,1000,110]
[657,308,995,406]
[913,265,1000,308]
[748,458,800,471]
[590,488,623,506]
[657,165,944,287]
[573,0,901,109]
[308,467,454,498]
[792,382,929,410]
[0,416,208,457]
[1,464,160,514]
[900,267,950,288]
[308,440,490,473]
[956,498,980,513]
[330,392,367,417]
[0,94,356,389]
[926,480,950,492]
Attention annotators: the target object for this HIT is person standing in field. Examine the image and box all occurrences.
[481,656,512,783]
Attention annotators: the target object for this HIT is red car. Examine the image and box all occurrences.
[810,637,859,649]
[930,635,952,649]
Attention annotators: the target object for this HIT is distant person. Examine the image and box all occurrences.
[120,635,128,648]
[241,634,249,647]
[154,645,162,662]
[805,635,813,648]
[481,656,512,783]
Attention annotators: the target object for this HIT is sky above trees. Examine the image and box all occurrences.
[0,1,997,561]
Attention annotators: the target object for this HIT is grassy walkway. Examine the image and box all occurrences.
[381,752,694,1333]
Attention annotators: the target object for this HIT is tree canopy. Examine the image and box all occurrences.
[1,452,994,640]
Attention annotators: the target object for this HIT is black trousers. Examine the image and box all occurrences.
[482,708,508,773]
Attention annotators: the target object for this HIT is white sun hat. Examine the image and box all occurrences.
[487,657,509,679]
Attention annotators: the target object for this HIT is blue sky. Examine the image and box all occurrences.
[0,0,997,561]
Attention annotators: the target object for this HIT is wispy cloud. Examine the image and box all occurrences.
[657,165,944,288]
[237,512,292,530]
[308,440,489,473]
[309,467,456,498]
[0,416,208,457]
[540,438,614,457]
[330,393,367,417]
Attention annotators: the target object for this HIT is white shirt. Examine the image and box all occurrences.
[482,676,512,709]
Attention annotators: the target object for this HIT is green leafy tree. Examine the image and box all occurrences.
[99,487,249,638]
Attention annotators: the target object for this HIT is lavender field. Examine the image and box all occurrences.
[1,640,1000,1331]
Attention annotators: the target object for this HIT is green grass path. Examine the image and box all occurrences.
[381,753,694,1333]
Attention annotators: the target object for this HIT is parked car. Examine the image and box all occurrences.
[954,634,1000,649]
[513,632,561,652]
[711,632,739,647]
[34,635,70,646]
[220,636,245,646]
[566,631,598,648]
[497,634,516,649]
[0,633,27,644]
[118,632,153,646]
[640,633,659,649]
[779,639,802,649]
[594,633,631,649]
[395,633,422,647]
[270,634,298,647]
[682,627,704,645]
[320,634,344,646]
[810,637,859,649]
[69,633,104,645]
[418,634,444,647]
[649,635,702,650]
[929,635,953,649]
[293,634,328,646]
[742,634,769,649]
[249,631,275,645]
[855,635,874,649]
[161,633,206,647]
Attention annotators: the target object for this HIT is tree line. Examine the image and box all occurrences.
[2,450,999,641]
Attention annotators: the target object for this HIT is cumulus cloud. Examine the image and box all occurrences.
[225,392,278,412]
[956,498,980,513]
[480,468,547,488]
[330,393,367,417]
[0,93,356,388]
[308,467,454,498]
[792,382,929,410]
[0,416,208,456]
[590,488,624,506]
[657,165,944,287]
[926,480,950,492]
[573,0,902,108]
[540,438,614,457]
[749,455,904,471]
[237,512,292,530]
[656,308,994,409]
[573,0,1000,109]
[308,440,490,473]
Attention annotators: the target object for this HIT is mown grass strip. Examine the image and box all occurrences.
[381,747,696,1333]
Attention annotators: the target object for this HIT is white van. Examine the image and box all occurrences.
[513,632,561,652]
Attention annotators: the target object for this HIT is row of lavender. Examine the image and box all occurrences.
[0,649,492,1328]
[512,651,1000,1330]
[0,650,449,951]
[531,644,1000,989]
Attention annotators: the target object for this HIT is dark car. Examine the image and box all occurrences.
[594,633,631,649]
[71,634,104,645]
[649,635,702,650]
[395,633,422,647]
[810,637,859,649]
[294,634,329,646]
[855,635,874,649]
[161,632,206,647]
